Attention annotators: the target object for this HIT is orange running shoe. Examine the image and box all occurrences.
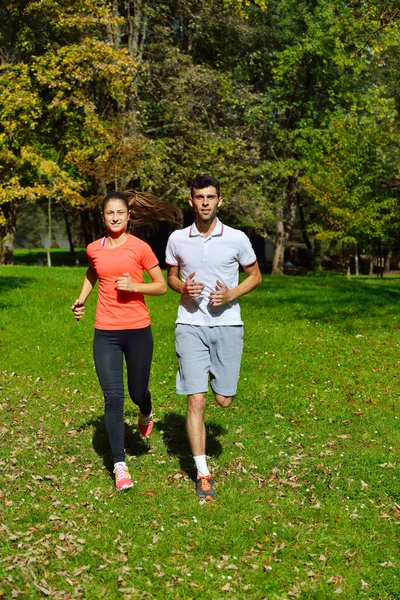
[196,475,215,501]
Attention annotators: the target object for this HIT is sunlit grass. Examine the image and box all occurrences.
[1,267,399,599]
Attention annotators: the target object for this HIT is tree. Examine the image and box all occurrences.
[224,0,400,273]
[299,89,400,275]
[0,0,142,263]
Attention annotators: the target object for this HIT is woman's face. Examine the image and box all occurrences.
[102,199,130,236]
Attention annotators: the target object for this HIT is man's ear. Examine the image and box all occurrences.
[188,197,194,208]
[217,196,223,208]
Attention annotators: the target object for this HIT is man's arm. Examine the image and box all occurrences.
[167,265,205,297]
[209,261,262,306]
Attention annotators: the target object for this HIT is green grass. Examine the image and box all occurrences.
[1,267,399,599]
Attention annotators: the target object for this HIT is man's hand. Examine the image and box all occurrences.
[209,280,231,306]
[183,272,205,297]
[115,273,139,292]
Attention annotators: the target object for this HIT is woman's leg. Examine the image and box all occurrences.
[122,326,154,415]
[93,329,125,463]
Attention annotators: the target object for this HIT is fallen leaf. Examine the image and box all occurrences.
[72,566,90,577]
[327,576,343,584]
[221,583,233,591]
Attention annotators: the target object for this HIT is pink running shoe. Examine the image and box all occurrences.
[138,411,153,437]
[113,463,134,491]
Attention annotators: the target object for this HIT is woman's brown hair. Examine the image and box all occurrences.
[102,190,182,230]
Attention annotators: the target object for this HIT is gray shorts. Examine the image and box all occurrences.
[175,324,244,396]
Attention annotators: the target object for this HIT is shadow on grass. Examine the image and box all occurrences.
[156,412,225,480]
[79,417,150,479]
[0,275,36,307]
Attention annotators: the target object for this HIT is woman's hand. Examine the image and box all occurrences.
[115,273,139,292]
[71,299,85,321]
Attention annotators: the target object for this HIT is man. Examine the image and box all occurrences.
[165,175,262,501]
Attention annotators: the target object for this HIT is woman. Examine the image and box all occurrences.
[72,191,180,491]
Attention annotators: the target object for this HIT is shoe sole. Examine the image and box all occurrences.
[196,491,215,501]
[116,483,134,491]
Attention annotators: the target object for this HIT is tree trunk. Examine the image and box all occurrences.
[297,197,312,250]
[64,210,75,255]
[313,238,322,273]
[80,210,94,247]
[342,243,351,279]
[271,208,284,275]
[271,177,298,276]
[126,0,148,63]
[47,196,52,267]
[111,0,121,50]
[354,245,359,276]
[378,244,384,279]
[384,249,392,273]
[0,201,18,265]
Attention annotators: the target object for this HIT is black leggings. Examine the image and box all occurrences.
[93,326,153,463]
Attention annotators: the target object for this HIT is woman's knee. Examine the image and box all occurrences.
[103,391,124,413]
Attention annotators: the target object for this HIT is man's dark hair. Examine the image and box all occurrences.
[190,175,221,198]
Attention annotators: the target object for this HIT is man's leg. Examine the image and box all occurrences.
[187,392,215,500]
[187,392,207,456]
[210,326,243,406]
[214,394,232,408]
[175,325,216,499]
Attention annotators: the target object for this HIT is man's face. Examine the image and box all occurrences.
[189,186,222,223]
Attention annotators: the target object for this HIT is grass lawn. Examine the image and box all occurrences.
[0,266,399,599]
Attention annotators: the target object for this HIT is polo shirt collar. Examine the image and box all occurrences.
[189,218,224,238]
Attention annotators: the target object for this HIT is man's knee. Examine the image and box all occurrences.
[215,394,232,408]
[188,393,206,414]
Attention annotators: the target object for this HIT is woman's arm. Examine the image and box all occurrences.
[71,266,98,321]
[115,265,167,296]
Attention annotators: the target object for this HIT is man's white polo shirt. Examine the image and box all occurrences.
[165,219,257,326]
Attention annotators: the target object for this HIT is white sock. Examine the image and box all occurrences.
[194,455,210,477]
